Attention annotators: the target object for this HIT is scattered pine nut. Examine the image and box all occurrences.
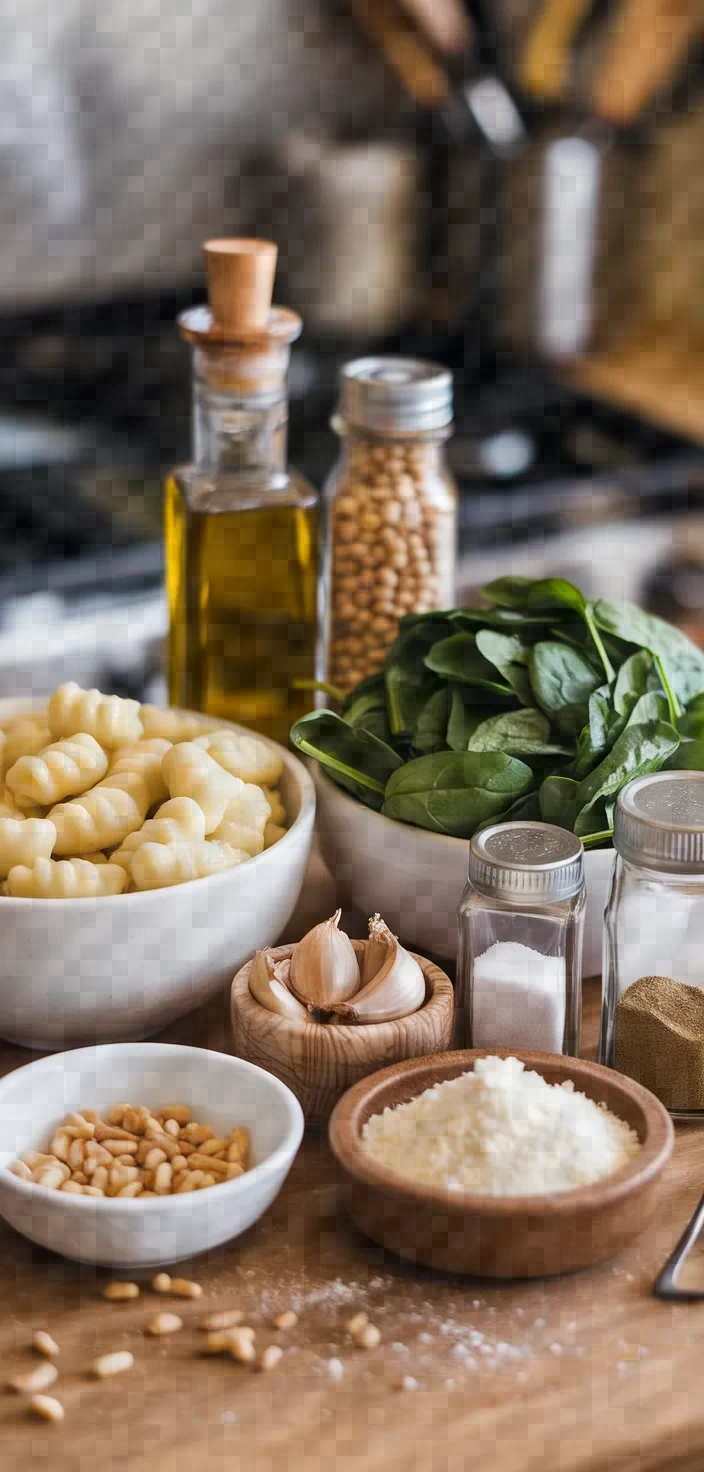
[259,1345,283,1372]
[93,1350,134,1379]
[199,1309,244,1332]
[345,1312,369,1336]
[103,1281,140,1301]
[146,1313,183,1337]
[229,1328,257,1364]
[151,1273,172,1294]
[32,1331,59,1359]
[9,1362,58,1394]
[29,1393,64,1423]
[168,1278,202,1299]
[272,1310,297,1331]
[354,1323,381,1350]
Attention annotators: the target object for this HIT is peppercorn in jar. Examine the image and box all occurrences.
[322,357,457,693]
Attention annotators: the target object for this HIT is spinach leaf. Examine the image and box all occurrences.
[624,691,668,728]
[666,740,704,770]
[290,710,403,811]
[593,599,704,705]
[341,673,391,744]
[413,687,450,755]
[482,576,586,615]
[474,788,541,831]
[384,618,449,737]
[613,651,654,718]
[538,775,581,827]
[529,642,601,733]
[573,719,680,836]
[424,633,514,695]
[475,630,533,705]
[467,707,570,756]
[383,752,533,838]
[445,687,488,751]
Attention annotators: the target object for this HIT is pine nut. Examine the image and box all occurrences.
[225,1163,245,1180]
[182,1124,213,1146]
[198,1138,229,1156]
[171,1154,189,1173]
[116,1182,143,1198]
[64,1112,95,1139]
[121,1107,152,1135]
[151,1273,172,1294]
[199,1310,244,1332]
[33,1165,69,1191]
[49,1131,72,1163]
[102,1139,139,1156]
[108,1103,130,1125]
[164,1119,180,1138]
[158,1105,190,1126]
[345,1312,369,1335]
[72,1171,89,1185]
[93,1350,134,1378]
[272,1310,297,1331]
[9,1362,59,1393]
[259,1345,283,1371]
[153,1162,173,1194]
[354,1323,381,1350]
[227,1128,250,1168]
[143,1148,167,1171]
[60,1181,85,1195]
[103,1282,140,1301]
[146,1313,183,1336]
[29,1393,64,1422]
[168,1279,202,1299]
[229,1328,256,1363]
[32,1331,59,1359]
[91,1166,109,1193]
[186,1154,229,1177]
[9,1160,32,1180]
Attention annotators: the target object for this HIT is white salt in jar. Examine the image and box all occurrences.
[456,822,586,1055]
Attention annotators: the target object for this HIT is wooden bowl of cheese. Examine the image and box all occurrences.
[329,1050,674,1279]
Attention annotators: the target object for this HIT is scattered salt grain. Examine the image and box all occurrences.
[327,1358,344,1383]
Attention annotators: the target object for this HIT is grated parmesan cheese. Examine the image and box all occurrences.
[362,1056,641,1197]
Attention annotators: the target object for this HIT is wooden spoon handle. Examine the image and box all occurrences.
[518,0,593,103]
[345,0,451,108]
[394,0,472,57]
[591,0,704,125]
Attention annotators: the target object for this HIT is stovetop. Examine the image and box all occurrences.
[0,290,703,698]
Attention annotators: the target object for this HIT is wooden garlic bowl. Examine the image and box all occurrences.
[230,946,454,1128]
[329,1050,674,1279]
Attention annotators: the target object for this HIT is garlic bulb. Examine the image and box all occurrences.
[249,949,308,1022]
[331,915,425,1025]
[288,909,359,1013]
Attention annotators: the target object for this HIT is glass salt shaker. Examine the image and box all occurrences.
[602,771,704,1119]
[456,821,586,1055]
[322,356,457,694]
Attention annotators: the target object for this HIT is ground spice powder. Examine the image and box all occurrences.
[615,974,704,1111]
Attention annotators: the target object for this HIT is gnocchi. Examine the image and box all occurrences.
[0,818,56,880]
[130,839,247,891]
[194,730,283,788]
[7,857,127,899]
[6,732,108,806]
[48,682,143,749]
[162,743,243,833]
[0,684,288,895]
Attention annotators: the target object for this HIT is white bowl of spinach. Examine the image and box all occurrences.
[292,576,704,972]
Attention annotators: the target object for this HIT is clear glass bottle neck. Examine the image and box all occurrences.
[192,346,289,479]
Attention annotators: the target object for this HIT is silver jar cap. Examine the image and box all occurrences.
[614,771,704,872]
[338,356,453,435]
[468,821,585,903]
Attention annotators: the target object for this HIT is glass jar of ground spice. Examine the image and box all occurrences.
[602,771,704,1118]
[456,821,586,1055]
[322,357,457,693]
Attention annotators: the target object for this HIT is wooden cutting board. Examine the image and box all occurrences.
[0,979,701,1472]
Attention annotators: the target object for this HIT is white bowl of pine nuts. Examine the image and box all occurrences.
[0,1043,304,1268]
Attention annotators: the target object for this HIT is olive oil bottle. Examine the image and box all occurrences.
[165,238,319,746]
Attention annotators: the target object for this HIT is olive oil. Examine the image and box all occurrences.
[165,473,318,745]
[164,238,320,746]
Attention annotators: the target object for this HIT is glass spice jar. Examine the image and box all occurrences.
[322,356,457,693]
[602,771,704,1119]
[456,821,586,1056]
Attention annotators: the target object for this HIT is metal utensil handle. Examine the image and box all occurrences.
[654,1190,704,1301]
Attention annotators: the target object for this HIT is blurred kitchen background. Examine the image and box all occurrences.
[2,0,704,700]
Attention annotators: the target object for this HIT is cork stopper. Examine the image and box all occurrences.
[204,238,277,338]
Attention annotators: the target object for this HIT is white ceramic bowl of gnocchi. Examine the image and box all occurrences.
[0,1043,304,1268]
[0,690,315,1049]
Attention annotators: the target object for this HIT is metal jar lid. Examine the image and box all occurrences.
[468,821,585,903]
[614,771,704,873]
[337,356,453,435]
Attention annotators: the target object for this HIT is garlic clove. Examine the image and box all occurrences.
[332,915,425,1025]
[289,910,360,1012]
[248,949,309,1022]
